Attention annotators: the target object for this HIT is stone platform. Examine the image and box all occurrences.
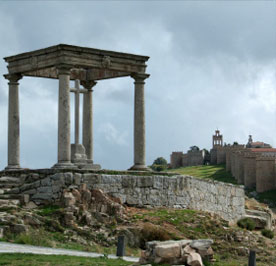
[0,168,245,223]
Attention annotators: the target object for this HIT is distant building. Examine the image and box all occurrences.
[170,146,205,168]
[246,135,271,148]
[210,129,226,165]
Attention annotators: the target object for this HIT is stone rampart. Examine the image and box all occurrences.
[256,157,276,193]
[243,153,257,189]
[0,170,245,223]
[170,152,183,168]
[216,147,226,164]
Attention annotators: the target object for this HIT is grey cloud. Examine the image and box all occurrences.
[0,1,275,170]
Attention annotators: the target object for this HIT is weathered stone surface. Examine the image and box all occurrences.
[0,170,245,223]
[141,239,211,265]
[155,242,181,258]
[245,209,273,229]
[10,224,28,234]
[24,201,38,209]
[187,252,203,266]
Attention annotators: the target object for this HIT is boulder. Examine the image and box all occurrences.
[187,252,203,266]
[155,242,181,258]
[140,239,212,265]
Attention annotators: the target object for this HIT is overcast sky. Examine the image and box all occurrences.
[0,1,275,170]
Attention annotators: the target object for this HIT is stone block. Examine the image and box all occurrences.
[64,172,73,185]
[51,173,64,181]
[187,252,203,266]
[41,177,51,186]
[73,173,82,185]
[155,242,181,258]
[52,185,61,193]
[122,176,136,188]
[32,193,53,200]
[37,186,52,193]
[24,189,37,195]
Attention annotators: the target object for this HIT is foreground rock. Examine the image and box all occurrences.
[139,239,213,265]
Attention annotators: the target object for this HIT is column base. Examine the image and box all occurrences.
[78,162,101,170]
[5,165,21,170]
[128,164,151,172]
[52,162,77,169]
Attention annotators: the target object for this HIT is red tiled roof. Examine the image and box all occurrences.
[251,142,265,145]
[251,148,276,152]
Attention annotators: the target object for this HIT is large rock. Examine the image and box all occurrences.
[155,242,181,258]
[187,252,203,266]
[140,239,213,265]
[245,209,273,229]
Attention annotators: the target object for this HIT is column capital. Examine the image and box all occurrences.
[131,73,150,84]
[81,80,97,90]
[4,74,22,84]
[56,64,72,75]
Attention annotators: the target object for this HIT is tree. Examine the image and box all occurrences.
[153,157,168,166]
[189,145,200,151]
[151,157,168,172]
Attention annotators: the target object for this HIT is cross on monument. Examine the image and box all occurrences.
[70,79,86,145]
[70,80,99,169]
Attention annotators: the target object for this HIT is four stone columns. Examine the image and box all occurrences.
[5,74,22,170]
[54,66,74,168]
[81,80,96,164]
[130,74,150,171]
[4,70,149,171]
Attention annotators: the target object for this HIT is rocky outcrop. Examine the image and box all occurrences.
[139,239,214,265]
[1,169,245,223]
[244,209,273,229]
[61,185,126,228]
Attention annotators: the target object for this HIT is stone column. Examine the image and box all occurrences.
[54,66,74,168]
[81,80,96,164]
[74,80,80,145]
[5,74,22,170]
[129,73,150,171]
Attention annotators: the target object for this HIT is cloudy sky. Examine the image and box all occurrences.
[0,1,275,170]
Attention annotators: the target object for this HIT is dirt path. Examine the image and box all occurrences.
[0,242,139,262]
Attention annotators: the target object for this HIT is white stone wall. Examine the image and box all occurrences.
[3,170,246,223]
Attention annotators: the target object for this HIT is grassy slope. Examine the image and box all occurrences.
[0,253,132,266]
[168,164,237,184]
[130,208,276,266]
[1,164,276,265]
[169,164,276,206]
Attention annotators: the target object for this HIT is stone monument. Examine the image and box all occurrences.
[3,44,150,171]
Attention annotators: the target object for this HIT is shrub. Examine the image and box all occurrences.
[151,164,167,172]
[152,157,167,166]
[140,223,170,249]
[261,229,274,239]
[237,218,256,231]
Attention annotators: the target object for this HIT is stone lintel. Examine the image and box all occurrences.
[4,44,149,80]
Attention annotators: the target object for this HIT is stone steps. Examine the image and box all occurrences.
[0,199,20,207]
[0,194,20,200]
[0,176,21,202]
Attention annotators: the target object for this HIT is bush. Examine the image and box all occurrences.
[261,229,274,239]
[237,218,256,231]
[140,223,170,248]
[151,164,167,172]
[152,157,167,166]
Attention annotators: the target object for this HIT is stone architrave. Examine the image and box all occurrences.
[53,65,75,168]
[129,73,150,171]
[5,74,22,170]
